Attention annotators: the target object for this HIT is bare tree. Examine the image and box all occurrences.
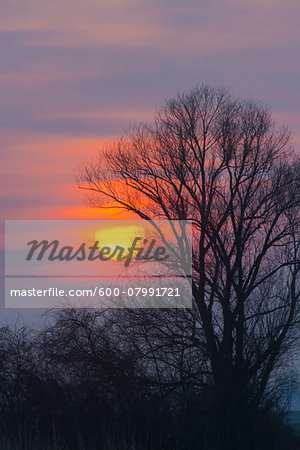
[79,85,300,414]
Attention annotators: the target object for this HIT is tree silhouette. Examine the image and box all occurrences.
[79,85,300,410]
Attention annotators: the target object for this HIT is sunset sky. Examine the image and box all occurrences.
[0,0,299,321]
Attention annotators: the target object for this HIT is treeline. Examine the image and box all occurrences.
[0,308,299,450]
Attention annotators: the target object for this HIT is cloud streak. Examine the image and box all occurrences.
[0,0,299,220]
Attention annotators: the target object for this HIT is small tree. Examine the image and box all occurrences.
[79,85,300,421]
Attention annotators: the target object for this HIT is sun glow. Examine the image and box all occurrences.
[94,224,145,260]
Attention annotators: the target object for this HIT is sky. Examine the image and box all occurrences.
[0,0,300,324]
